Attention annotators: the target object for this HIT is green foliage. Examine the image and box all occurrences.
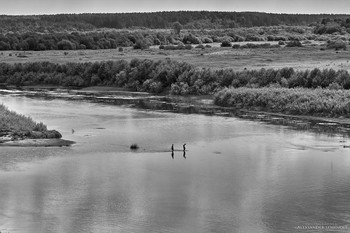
[314,19,344,34]
[133,39,150,50]
[214,87,350,116]
[173,22,183,35]
[0,12,336,33]
[1,60,350,96]
[221,40,232,47]
[195,44,205,49]
[285,40,303,47]
[327,40,347,50]
[0,104,47,131]
[232,44,241,49]
[58,40,76,50]
[182,34,201,44]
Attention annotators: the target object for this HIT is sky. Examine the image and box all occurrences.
[0,0,349,15]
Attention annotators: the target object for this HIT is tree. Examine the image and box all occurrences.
[57,40,76,50]
[173,22,182,35]
[133,39,149,50]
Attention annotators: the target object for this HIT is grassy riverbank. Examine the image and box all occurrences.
[214,87,350,117]
[3,58,350,119]
[0,103,62,142]
[0,104,46,131]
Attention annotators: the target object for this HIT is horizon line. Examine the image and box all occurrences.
[1,10,349,17]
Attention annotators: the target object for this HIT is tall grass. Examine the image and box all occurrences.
[0,104,47,132]
[214,87,350,116]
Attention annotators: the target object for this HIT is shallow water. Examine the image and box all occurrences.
[1,95,350,233]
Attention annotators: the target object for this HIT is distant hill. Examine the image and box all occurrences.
[1,11,350,33]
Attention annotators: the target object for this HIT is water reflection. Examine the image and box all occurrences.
[1,95,350,233]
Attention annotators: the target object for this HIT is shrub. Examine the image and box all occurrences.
[118,47,124,52]
[58,40,76,50]
[133,39,150,50]
[221,40,232,47]
[328,82,343,90]
[285,40,303,47]
[327,40,347,50]
[184,44,193,50]
[232,44,241,49]
[202,37,213,43]
[182,34,201,44]
[195,44,205,49]
[130,143,139,150]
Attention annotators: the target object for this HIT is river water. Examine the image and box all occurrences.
[0,94,350,233]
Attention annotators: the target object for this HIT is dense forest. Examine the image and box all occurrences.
[1,11,349,33]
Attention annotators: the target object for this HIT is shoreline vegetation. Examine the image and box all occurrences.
[1,59,350,93]
[2,59,350,118]
[0,103,73,147]
[214,87,350,117]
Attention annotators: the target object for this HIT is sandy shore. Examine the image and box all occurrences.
[0,138,75,147]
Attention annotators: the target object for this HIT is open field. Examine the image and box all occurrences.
[1,43,350,72]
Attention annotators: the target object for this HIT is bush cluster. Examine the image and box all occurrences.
[232,43,280,49]
[214,87,350,116]
[159,44,193,50]
[285,40,303,47]
[0,24,326,51]
[326,40,347,50]
[0,103,47,132]
[1,60,350,95]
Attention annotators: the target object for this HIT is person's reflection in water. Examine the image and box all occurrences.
[171,151,174,159]
[183,150,186,159]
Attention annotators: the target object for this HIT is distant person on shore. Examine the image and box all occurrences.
[183,144,186,151]
[171,144,174,151]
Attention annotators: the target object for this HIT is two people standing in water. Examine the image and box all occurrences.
[171,143,186,159]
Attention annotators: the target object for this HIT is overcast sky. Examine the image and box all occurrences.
[1,0,349,15]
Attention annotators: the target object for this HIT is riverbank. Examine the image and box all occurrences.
[0,138,75,147]
[0,103,74,147]
[214,87,350,117]
[2,86,350,137]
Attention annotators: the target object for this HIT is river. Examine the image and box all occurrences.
[0,93,350,233]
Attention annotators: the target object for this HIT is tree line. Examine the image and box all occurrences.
[1,59,350,95]
[1,12,349,34]
[0,25,323,51]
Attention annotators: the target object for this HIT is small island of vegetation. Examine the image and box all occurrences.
[0,103,73,146]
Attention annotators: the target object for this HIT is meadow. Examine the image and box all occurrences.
[1,43,350,72]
